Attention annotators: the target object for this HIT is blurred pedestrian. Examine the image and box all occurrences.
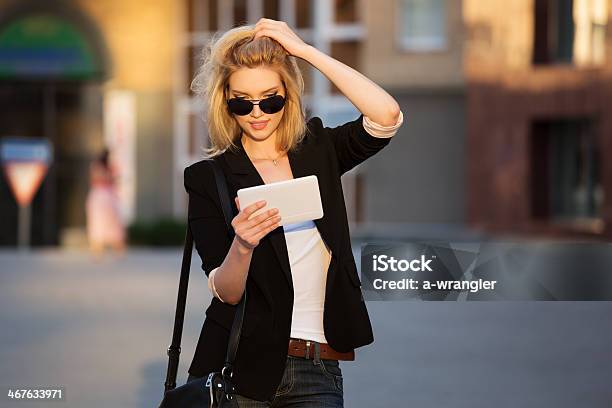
[85,148,126,259]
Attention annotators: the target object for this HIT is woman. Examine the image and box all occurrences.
[184,18,403,407]
[85,148,126,259]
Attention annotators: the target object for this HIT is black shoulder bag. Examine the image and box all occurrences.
[158,158,245,408]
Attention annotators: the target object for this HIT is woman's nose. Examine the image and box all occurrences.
[250,103,264,118]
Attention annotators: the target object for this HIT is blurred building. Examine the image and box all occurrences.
[1,0,609,247]
[0,0,466,246]
[0,0,179,246]
[464,0,612,239]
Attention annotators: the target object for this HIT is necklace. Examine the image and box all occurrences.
[241,135,285,166]
[249,151,285,166]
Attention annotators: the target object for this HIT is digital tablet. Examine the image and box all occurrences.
[237,175,324,226]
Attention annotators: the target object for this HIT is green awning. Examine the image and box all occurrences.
[0,13,103,79]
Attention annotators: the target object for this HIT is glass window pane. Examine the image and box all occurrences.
[296,58,313,95]
[330,41,360,94]
[189,113,208,156]
[296,0,313,28]
[335,0,358,23]
[187,45,201,94]
[208,0,218,32]
[187,0,208,32]
[399,0,446,50]
[530,119,603,224]
[263,0,280,20]
[591,23,606,64]
[234,0,247,26]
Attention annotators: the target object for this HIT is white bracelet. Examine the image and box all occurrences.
[208,267,226,303]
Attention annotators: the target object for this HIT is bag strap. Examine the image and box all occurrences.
[208,159,247,381]
[163,157,246,391]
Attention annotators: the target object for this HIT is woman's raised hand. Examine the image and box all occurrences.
[232,197,281,251]
[253,18,310,58]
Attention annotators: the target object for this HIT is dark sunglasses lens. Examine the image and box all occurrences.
[259,95,286,114]
[227,98,253,115]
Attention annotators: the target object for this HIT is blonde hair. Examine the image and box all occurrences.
[191,25,309,158]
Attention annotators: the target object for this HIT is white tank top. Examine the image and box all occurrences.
[283,219,331,344]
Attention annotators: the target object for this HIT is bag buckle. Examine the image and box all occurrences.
[166,346,180,357]
[205,372,214,388]
[222,365,233,378]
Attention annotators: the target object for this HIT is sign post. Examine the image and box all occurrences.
[0,137,53,249]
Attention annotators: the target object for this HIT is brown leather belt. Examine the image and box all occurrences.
[287,338,355,361]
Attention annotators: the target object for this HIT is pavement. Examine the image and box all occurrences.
[0,245,611,408]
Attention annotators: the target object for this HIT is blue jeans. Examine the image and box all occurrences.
[186,343,344,407]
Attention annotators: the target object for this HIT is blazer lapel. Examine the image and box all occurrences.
[222,141,295,294]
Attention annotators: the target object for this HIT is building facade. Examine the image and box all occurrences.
[5,0,604,246]
[0,0,469,246]
[464,0,612,240]
[0,0,180,246]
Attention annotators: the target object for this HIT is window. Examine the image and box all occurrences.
[186,0,216,31]
[397,0,447,51]
[330,40,361,94]
[233,0,247,27]
[187,45,200,95]
[296,0,313,28]
[573,0,608,66]
[533,0,574,64]
[189,112,208,156]
[533,0,608,66]
[263,0,280,20]
[335,0,358,24]
[530,118,603,228]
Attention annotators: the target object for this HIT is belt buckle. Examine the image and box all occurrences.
[305,340,311,359]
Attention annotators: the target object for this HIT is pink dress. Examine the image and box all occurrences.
[85,162,125,246]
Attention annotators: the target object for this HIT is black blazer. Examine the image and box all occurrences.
[184,113,393,401]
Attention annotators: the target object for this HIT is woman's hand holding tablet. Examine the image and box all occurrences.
[232,199,281,251]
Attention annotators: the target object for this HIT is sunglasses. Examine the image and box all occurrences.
[226,94,286,116]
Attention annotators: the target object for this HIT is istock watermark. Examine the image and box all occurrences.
[359,242,612,301]
[372,254,435,272]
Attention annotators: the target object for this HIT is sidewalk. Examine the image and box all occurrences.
[0,248,611,408]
